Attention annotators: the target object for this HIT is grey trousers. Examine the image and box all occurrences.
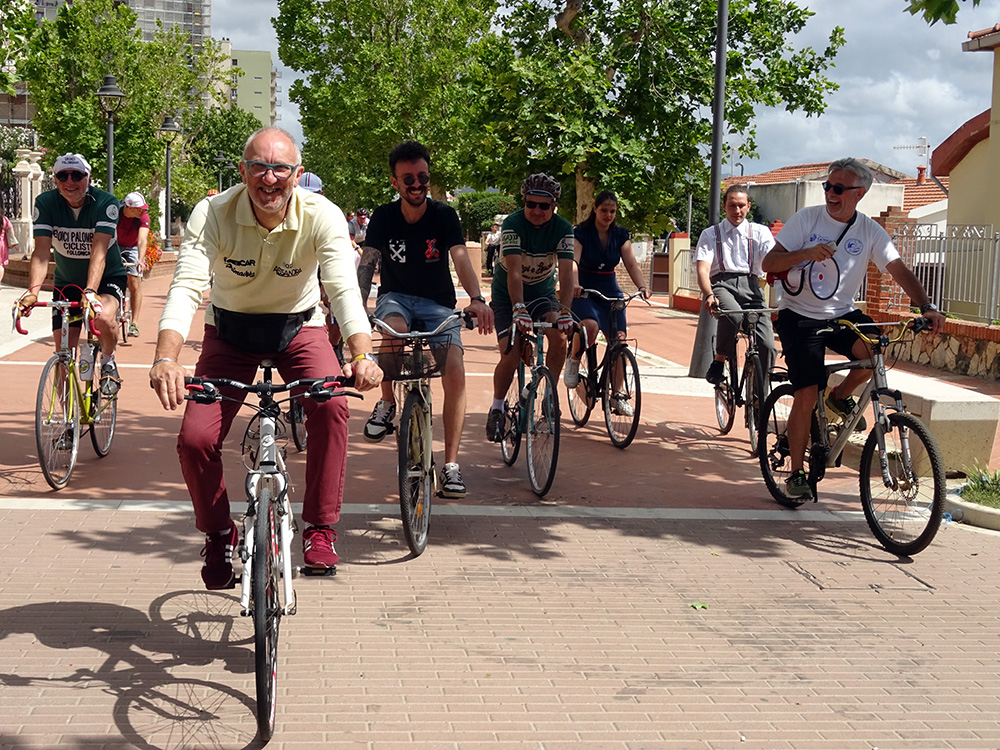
[711,273,777,375]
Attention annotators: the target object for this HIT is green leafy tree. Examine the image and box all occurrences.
[0,0,35,95]
[905,0,981,25]
[465,0,844,232]
[454,190,519,240]
[17,0,228,201]
[275,0,499,209]
[185,106,261,182]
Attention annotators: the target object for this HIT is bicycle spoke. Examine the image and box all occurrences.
[35,357,79,489]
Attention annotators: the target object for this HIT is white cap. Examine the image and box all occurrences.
[123,191,148,208]
[299,172,323,193]
[52,153,92,175]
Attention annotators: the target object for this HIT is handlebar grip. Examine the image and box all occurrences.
[910,316,932,334]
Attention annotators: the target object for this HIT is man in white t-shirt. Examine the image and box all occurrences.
[761,158,944,502]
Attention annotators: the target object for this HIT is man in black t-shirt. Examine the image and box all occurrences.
[359,141,494,499]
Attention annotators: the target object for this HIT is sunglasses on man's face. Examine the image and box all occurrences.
[822,181,863,196]
[400,173,431,187]
[55,171,87,183]
[525,200,553,211]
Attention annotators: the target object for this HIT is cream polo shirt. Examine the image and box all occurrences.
[159,185,370,342]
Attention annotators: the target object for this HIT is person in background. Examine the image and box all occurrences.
[0,209,18,289]
[348,207,369,248]
[116,191,150,338]
[484,221,501,276]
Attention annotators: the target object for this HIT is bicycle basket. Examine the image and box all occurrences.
[376,339,448,380]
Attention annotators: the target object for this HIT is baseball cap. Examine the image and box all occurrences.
[123,191,148,208]
[52,153,92,175]
[299,172,323,193]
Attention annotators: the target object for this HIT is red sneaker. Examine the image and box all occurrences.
[303,525,338,569]
[200,523,238,589]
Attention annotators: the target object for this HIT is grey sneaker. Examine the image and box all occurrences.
[440,462,467,498]
[100,361,121,396]
[128,322,140,338]
[784,469,813,501]
[486,407,504,443]
[826,390,866,431]
[611,393,634,417]
[563,358,581,388]
[363,400,395,443]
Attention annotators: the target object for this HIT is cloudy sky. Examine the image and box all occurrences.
[211,1,998,179]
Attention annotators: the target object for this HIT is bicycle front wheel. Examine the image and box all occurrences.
[759,383,817,508]
[252,487,280,741]
[500,373,522,467]
[289,400,307,452]
[35,357,79,490]
[398,391,432,556]
[566,345,594,427]
[745,354,765,457]
[715,380,736,434]
[89,374,117,457]
[860,412,945,556]
[603,346,641,449]
[526,366,560,496]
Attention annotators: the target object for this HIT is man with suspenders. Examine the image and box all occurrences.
[695,184,777,386]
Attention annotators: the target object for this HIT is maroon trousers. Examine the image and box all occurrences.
[177,325,349,533]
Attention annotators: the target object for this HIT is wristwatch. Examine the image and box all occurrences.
[471,294,486,304]
[352,352,377,363]
[920,302,939,314]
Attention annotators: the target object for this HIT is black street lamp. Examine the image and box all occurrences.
[225,159,237,189]
[213,151,229,193]
[159,116,182,250]
[96,75,126,192]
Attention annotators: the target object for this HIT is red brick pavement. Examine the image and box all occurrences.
[2,276,1000,748]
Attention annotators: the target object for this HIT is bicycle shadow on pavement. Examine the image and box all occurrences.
[0,598,263,750]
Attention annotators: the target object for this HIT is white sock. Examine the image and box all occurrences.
[101,352,115,366]
[492,397,506,411]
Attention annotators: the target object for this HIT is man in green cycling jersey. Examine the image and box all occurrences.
[20,153,127,396]
[486,173,576,442]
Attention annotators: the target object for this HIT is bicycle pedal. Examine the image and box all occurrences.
[299,564,336,577]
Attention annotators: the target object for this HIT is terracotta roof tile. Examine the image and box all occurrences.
[969,24,1000,40]
[890,176,949,212]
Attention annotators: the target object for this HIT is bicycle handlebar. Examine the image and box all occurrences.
[713,307,779,318]
[12,299,100,337]
[370,310,474,339]
[579,288,649,305]
[184,374,359,405]
[799,316,931,344]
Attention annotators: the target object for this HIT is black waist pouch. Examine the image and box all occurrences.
[213,306,314,353]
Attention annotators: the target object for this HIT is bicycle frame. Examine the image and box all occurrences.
[573,289,644,396]
[513,322,553,432]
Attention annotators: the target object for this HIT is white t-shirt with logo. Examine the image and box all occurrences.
[774,205,899,319]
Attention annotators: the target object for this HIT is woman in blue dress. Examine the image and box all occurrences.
[564,190,649,395]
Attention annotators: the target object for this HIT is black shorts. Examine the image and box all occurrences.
[774,308,874,391]
[491,296,561,341]
[52,277,127,331]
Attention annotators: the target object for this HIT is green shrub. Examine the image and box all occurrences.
[454,191,518,241]
[959,461,1000,508]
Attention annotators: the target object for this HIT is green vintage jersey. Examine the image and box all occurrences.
[33,186,124,286]
[491,209,575,305]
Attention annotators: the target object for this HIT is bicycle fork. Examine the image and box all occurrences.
[241,472,296,617]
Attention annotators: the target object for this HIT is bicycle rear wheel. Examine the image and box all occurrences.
[398,391,432,556]
[35,357,79,490]
[526,366,559,496]
[860,412,945,556]
[603,346,641,449]
[252,487,280,741]
[119,305,131,343]
[745,354,765,457]
[289,400,307,452]
[89,368,117,457]
[500,373,522,467]
[759,383,817,508]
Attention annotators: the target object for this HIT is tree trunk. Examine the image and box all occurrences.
[575,163,595,224]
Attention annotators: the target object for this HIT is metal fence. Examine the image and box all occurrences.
[893,223,1000,323]
[0,161,19,220]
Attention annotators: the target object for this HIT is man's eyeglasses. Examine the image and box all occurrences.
[244,161,299,180]
[400,173,431,187]
[54,171,87,183]
[822,181,863,196]
[525,200,553,211]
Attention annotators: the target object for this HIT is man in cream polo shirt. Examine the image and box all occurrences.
[149,127,382,587]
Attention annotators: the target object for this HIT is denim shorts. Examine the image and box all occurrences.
[373,291,463,349]
[120,246,142,277]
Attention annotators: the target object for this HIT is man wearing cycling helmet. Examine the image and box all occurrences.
[485,173,576,442]
[348,207,369,247]
[359,140,494,499]
[20,153,127,397]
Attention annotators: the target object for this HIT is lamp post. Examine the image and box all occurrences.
[159,116,182,250]
[96,75,126,192]
[225,159,237,189]
[214,151,228,192]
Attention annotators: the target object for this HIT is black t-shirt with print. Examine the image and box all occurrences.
[365,198,464,309]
